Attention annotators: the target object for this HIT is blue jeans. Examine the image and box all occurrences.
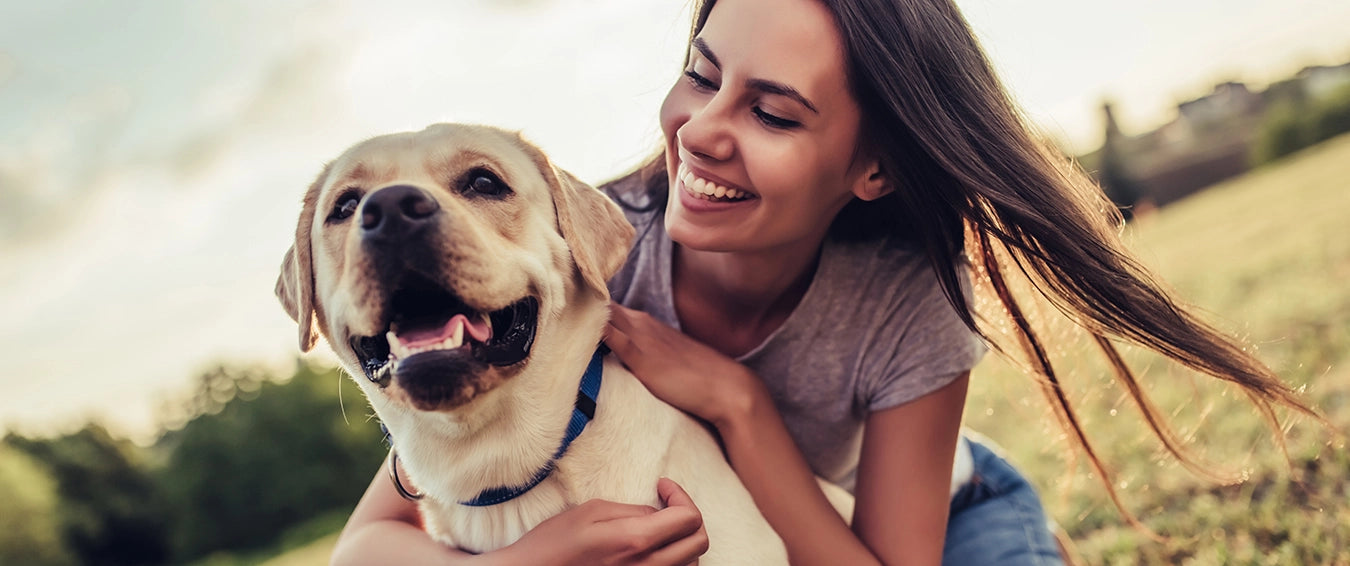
[943,438,1064,565]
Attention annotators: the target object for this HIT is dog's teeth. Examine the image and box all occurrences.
[386,330,408,359]
[450,321,464,348]
[384,317,472,361]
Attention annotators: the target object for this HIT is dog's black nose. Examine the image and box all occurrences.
[361,185,440,241]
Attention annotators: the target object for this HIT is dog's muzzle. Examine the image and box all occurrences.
[346,184,539,409]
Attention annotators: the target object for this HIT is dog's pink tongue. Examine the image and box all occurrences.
[464,316,491,343]
[395,314,492,348]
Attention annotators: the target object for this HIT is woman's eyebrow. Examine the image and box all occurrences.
[692,37,820,115]
[693,37,721,68]
[747,78,819,114]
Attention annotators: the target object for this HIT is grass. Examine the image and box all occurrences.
[261,134,1350,566]
[964,133,1350,565]
[256,534,339,566]
[182,512,348,566]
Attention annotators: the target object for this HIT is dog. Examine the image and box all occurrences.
[276,123,839,562]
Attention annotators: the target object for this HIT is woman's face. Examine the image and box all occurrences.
[659,0,884,255]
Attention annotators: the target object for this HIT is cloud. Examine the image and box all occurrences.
[156,43,350,181]
[0,162,44,241]
[0,85,133,243]
[0,32,350,248]
[0,50,14,87]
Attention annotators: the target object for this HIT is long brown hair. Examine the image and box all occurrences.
[605,0,1326,525]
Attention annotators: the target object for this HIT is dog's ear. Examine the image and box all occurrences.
[549,167,636,298]
[276,164,330,352]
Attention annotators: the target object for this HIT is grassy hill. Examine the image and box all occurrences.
[264,134,1350,566]
[965,133,1350,564]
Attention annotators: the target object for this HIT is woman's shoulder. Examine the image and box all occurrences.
[822,235,941,289]
[813,235,975,337]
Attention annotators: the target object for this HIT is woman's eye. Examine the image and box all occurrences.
[464,169,510,197]
[753,107,801,130]
[328,192,360,221]
[684,69,718,91]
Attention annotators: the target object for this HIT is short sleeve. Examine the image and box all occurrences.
[860,259,987,413]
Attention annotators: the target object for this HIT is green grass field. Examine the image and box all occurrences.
[265,135,1350,566]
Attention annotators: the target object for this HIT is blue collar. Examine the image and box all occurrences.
[459,345,606,507]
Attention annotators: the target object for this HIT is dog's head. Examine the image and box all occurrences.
[276,124,634,412]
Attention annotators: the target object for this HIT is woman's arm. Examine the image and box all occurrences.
[331,454,711,566]
[708,372,968,566]
[851,374,968,565]
[607,304,968,566]
[331,457,487,566]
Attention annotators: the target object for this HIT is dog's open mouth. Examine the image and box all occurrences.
[348,273,538,386]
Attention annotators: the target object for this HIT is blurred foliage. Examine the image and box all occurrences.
[3,361,387,565]
[1253,83,1350,164]
[178,511,352,566]
[156,361,387,562]
[5,424,170,566]
[0,445,76,566]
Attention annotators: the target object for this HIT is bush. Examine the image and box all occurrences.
[155,362,387,562]
[4,425,168,566]
[1254,83,1350,164]
[0,445,75,566]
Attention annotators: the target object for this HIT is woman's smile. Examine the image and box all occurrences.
[678,163,754,202]
[675,162,759,210]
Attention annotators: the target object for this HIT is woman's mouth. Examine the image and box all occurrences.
[677,164,756,203]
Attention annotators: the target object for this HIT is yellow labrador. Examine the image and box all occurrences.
[275,124,822,561]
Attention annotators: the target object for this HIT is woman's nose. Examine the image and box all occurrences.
[678,99,735,163]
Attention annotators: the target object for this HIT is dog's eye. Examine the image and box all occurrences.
[463,169,510,197]
[329,191,361,222]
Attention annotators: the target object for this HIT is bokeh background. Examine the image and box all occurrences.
[2,0,1348,564]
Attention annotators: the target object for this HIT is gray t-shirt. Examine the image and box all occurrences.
[607,206,987,492]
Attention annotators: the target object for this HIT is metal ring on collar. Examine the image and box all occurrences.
[388,450,424,501]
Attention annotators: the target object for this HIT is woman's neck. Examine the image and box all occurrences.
[671,239,823,357]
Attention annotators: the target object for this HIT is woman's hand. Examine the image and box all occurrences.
[604,304,764,427]
[506,477,709,566]
[335,461,707,566]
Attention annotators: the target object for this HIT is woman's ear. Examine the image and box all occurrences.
[851,159,894,202]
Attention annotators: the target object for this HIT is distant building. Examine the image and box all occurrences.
[1085,58,1350,208]
[1176,81,1264,128]
[1093,82,1263,207]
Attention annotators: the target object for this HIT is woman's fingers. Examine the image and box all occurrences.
[607,303,638,332]
[638,480,709,566]
[591,480,703,565]
[650,478,704,544]
[640,525,710,566]
[604,322,639,362]
[579,498,660,522]
[657,477,692,508]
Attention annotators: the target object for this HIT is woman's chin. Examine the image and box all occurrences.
[664,217,744,254]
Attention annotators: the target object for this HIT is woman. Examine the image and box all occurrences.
[332,0,1318,564]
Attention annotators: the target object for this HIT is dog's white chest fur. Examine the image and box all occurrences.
[411,361,787,563]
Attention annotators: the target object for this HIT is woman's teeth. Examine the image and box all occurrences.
[679,165,752,202]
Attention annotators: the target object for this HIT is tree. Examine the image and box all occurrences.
[4,425,170,566]
[0,445,76,566]
[155,362,387,561]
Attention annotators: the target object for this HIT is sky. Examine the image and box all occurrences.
[1,0,1347,443]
